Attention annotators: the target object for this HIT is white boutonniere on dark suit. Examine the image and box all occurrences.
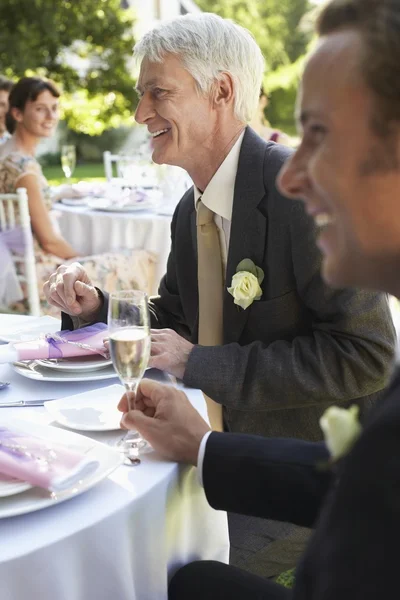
[320,405,362,463]
[227,259,264,310]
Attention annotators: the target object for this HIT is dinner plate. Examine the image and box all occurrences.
[60,197,89,207]
[0,478,32,498]
[36,355,112,372]
[44,384,125,431]
[0,418,123,518]
[0,316,60,344]
[87,198,153,212]
[12,361,119,383]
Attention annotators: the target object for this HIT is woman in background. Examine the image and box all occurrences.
[0,77,155,315]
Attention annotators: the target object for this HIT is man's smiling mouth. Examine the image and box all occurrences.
[150,129,169,139]
[314,213,335,228]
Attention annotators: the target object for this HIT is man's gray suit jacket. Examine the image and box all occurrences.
[68,127,395,440]
[149,127,395,439]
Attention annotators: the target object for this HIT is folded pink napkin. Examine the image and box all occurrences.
[0,323,108,363]
[0,426,99,492]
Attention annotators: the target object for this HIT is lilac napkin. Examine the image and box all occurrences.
[0,426,99,492]
[0,323,109,364]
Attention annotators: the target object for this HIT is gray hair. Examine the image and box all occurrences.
[134,12,265,123]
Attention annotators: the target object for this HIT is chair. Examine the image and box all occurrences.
[103,151,133,181]
[0,188,40,316]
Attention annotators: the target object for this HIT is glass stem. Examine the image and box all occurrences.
[125,381,138,412]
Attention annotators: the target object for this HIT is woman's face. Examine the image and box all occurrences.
[13,89,59,138]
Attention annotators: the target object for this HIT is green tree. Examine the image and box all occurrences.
[0,0,137,134]
[196,0,311,69]
[196,0,313,132]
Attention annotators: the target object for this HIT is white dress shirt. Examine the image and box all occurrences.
[194,130,245,277]
[197,430,212,487]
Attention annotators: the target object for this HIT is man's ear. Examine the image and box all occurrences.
[212,72,235,109]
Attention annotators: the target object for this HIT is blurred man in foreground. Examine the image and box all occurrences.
[119,0,400,598]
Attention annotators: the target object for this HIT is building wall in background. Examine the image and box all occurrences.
[128,0,200,39]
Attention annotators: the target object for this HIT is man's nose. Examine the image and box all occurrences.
[277,152,308,201]
[135,93,156,124]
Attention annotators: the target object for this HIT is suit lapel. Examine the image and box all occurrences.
[223,128,268,344]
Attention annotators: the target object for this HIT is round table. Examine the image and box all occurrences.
[0,316,229,600]
[54,203,173,295]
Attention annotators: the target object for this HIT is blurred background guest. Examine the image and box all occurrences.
[250,87,291,146]
[0,77,155,315]
[0,76,12,144]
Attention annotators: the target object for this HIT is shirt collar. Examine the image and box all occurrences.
[194,129,245,221]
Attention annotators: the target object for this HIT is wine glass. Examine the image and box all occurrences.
[108,290,151,465]
[61,145,76,181]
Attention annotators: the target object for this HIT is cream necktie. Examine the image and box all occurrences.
[197,199,224,431]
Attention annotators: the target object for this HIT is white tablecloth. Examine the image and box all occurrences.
[55,203,173,295]
[0,316,229,600]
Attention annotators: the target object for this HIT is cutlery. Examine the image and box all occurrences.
[0,381,10,390]
[0,399,53,408]
[13,360,38,371]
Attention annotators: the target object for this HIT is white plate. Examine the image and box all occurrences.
[60,197,88,207]
[87,198,153,212]
[0,478,32,498]
[36,355,112,372]
[44,384,125,431]
[0,316,60,344]
[0,418,123,518]
[12,361,119,383]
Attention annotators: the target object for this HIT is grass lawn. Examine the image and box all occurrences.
[42,162,106,186]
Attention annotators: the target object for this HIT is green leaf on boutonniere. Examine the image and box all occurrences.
[255,266,264,286]
[236,258,257,277]
[236,259,264,285]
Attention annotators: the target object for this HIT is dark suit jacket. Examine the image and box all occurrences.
[203,368,400,599]
[63,127,395,439]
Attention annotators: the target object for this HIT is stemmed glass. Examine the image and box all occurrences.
[108,290,151,465]
[61,145,76,181]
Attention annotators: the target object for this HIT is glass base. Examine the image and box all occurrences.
[117,431,147,465]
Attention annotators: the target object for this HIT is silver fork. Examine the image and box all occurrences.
[13,360,37,372]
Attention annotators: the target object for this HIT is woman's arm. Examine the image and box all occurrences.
[17,173,77,260]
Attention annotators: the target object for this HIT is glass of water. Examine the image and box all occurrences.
[61,145,76,180]
[108,290,151,464]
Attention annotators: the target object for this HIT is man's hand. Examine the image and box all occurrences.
[149,329,194,379]
[43,262,102,320]
[118,380,210,465]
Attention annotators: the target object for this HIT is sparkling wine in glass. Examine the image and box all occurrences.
[61,145,76,180]
[108,290,151,464]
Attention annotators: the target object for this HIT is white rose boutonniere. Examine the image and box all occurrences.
[320,405,362,462]
[227,259,264,310]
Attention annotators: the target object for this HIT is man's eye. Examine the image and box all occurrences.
[153,88,166,97]
[309,124,327,136]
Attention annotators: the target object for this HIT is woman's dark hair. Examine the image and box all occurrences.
[6,77,60,134]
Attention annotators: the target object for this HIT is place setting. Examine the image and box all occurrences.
[0,321,119,383]
[85,186,155,213]
[0,289,154,519]
[0,417,123,519]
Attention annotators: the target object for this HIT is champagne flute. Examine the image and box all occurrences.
[108,290,151,465]
[61,145,76,181]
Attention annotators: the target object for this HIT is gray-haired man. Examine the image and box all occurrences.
[44,12,394,441]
